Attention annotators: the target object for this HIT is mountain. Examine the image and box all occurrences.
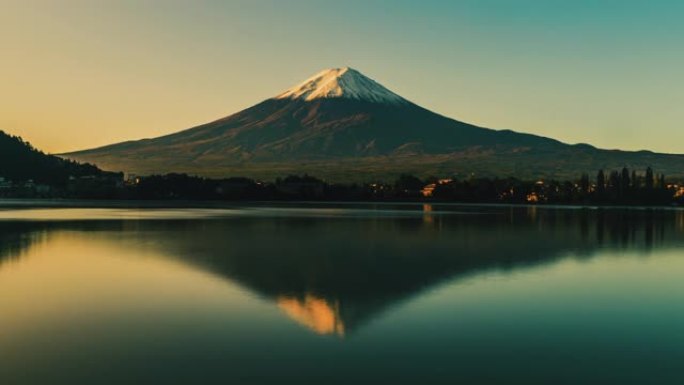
[0,130,105,185]
[62,67,684,181]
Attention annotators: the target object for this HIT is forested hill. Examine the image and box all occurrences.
[0,130,108,185]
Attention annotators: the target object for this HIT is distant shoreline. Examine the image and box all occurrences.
[1,198,682,211]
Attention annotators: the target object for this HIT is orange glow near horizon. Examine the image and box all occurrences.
[2,2,684,154]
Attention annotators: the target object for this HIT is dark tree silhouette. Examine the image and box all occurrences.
[0,130,104,185]
[646,167,655,190]
[620,167,630,197]
[596,170,606,195]
[580,173,590,195]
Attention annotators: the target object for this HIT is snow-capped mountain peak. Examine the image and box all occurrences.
[275,67,408,105]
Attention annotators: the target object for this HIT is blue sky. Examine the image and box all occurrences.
[1,0,683,153]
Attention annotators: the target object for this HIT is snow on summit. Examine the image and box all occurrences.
[276,67,408,105]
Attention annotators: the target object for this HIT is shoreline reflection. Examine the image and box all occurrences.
[2,206,684,336]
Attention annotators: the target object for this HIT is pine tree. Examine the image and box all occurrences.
[580,173,590,195]
[596,170,605,194]
[621,167,630,196]
[645,167,654,189]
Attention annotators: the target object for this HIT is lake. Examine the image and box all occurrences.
[1,203,684,384]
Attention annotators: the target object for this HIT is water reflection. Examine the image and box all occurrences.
[0,222,50,267]
[2,206,684,337]
[277,295,345,336]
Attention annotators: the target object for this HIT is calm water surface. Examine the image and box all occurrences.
[1,203,684,384]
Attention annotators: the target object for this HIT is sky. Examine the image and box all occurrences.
[1,0,683,154]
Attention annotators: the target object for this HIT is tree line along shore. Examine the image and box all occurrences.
[2,130,683,205]
[2,169,682,206]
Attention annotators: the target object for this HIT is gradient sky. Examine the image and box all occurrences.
[1,0,683,154]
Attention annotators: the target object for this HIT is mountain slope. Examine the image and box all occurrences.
[0,130,104,184]
[63,67,684,181]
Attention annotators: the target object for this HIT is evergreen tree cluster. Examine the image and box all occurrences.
[0,130,680,205]
[593,167,670,204]
[0,130,104,185]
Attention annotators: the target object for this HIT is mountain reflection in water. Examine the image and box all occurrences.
[2,205,684,337]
